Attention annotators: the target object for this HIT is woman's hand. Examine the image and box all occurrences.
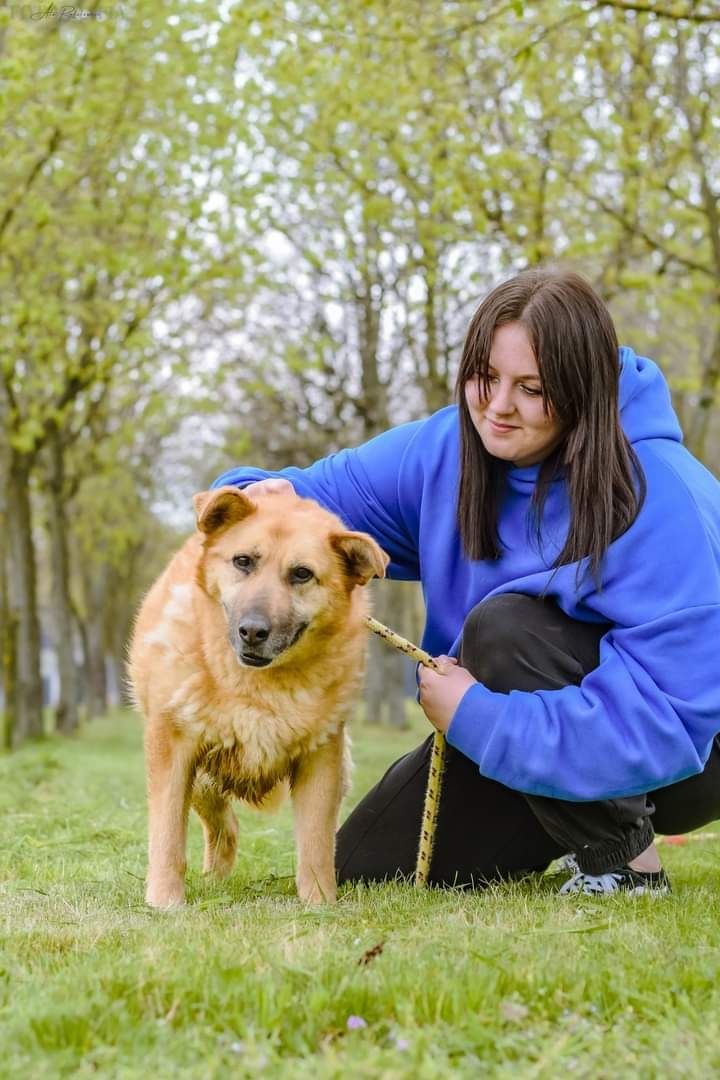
[418,656,477,734]
[244,478,295,497]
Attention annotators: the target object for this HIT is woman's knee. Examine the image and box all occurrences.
[459,593,605,692]
[462,594,544,655]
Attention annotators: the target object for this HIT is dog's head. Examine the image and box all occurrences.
[193,486,388,669]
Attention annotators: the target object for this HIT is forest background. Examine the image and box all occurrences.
[1,0,719,748]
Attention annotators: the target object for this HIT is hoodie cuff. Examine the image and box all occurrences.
[446,682,504,768]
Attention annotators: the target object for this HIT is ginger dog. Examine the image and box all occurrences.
[128,486,388,907]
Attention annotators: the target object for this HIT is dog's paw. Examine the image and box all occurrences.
[202,839,237,880]
[145,878,186,909]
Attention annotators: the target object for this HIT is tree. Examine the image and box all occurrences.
[538,5,720,459]
[0,2,246,741]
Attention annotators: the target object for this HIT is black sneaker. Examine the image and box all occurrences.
[559,865,671,896]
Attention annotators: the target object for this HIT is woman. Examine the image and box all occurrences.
[213,270,720,895]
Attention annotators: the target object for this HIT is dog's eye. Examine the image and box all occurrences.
[232,555,254,572]
[289,566,314,584]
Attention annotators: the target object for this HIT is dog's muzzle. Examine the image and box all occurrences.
[231,612,309,667]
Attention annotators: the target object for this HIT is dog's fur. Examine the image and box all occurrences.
[127,486,388,907]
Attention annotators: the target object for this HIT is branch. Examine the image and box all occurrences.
[566,173,716,278]
[594,1,720,23]
[0,128,61,244]
[0,41,89,246]
[673,31,720,274]
[278,1,516,45]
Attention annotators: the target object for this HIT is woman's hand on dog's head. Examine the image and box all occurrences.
[244,478,295,498]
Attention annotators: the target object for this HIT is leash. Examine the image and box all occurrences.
[364,615,446,888]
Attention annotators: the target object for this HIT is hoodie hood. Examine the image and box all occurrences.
[619,347,683,445]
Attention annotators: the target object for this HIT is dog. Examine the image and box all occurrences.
[127,485,388,908]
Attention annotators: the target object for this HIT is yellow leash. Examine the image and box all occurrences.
[364,615,446,887]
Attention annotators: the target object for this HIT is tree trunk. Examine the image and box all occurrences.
[423,268,453,415]
[0,467,17,749]
[685,319,720,462]
[6,449,44,742]
[0,605,17,750]
[365,582,410,730]
[45,428,80,733]
[81,565,109,720]
[354,242,407,725]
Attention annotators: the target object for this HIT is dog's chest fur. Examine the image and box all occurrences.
[169,669,356,800]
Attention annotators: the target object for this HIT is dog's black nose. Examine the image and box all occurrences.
[238,615,271,647]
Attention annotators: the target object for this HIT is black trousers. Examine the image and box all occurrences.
[337,594,720,886]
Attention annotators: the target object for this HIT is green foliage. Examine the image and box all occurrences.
[0,0,247,463]
[3,0,720,742]
[2,0,718,473]
[201,0,720,465]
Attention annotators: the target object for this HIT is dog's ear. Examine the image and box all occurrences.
[193,486,256,534]
[331,532,389,586]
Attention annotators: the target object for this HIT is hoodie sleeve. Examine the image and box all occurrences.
[446,448,720,801]
[211,420,425,579]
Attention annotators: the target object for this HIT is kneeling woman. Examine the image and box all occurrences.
[214,270,720,895]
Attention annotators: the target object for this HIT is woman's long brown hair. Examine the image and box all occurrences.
[456,270,646,580]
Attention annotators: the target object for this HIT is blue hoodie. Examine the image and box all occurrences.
[213,348,720,802]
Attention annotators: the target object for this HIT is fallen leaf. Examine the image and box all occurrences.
[358,941,385,966]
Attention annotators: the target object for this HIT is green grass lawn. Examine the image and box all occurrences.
[1,710,719,1078]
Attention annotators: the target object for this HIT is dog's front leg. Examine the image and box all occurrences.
[291,726,346,904]
[145,723,195,908]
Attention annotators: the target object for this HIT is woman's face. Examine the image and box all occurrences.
[464,322,566,468]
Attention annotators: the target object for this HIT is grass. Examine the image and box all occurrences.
[1,710,719,1078]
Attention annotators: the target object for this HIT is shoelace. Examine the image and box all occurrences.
[559,870,626,895]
